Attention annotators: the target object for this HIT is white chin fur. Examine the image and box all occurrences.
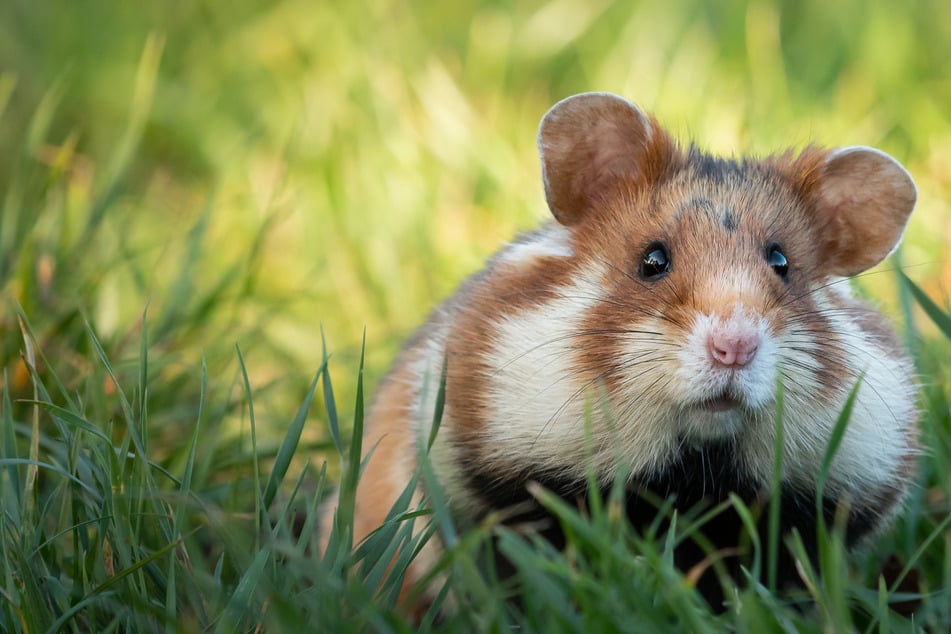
[676,409,745,443]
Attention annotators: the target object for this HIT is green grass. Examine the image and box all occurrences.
[0,0,949,631]
[1,290,949,631]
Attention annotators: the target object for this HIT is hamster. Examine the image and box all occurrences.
[321,92,919,611]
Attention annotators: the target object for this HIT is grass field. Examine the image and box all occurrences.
[1,0,949,631]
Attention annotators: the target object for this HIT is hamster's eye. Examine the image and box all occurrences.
[767,244,788,279]
[640,242,671,280]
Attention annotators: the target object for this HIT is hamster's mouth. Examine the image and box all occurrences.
[698,391,743,413]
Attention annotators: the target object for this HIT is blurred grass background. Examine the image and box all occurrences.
[0,0,949,630]
[1,0,949,442]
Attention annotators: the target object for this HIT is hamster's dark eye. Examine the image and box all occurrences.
[767,244,788,279]
[640,242,671,280]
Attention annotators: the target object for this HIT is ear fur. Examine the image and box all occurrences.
[809,147,917,276]
[537,92,673,226]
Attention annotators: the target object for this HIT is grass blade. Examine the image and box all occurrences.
[2,371,22,506]
[262,362,323,510]
[21,401,111,443]
[768,375,784,592]
[899,271,951,339]
[215,547,270,633]
[427,357,447,451]
[334,330,368,555]
[815,377,862,530]
[91,530,196,596]
[320,326,342,454]
[83,318,142,457]
[17,315,40,525]
[235,344,263,536]
[138,304,150,455]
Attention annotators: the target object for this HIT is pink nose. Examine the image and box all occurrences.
[709,328,760,368]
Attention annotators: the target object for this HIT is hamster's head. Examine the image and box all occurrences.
[450,93,917,488]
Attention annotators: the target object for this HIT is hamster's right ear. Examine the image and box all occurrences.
[537,92,675,226]
[808,147,917,276]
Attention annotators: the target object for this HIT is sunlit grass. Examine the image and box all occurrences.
[0,0,948,631]
[1,289,949,631]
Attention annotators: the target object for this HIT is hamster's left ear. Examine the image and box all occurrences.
[537,92,677,226]
[808,147,917,276]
